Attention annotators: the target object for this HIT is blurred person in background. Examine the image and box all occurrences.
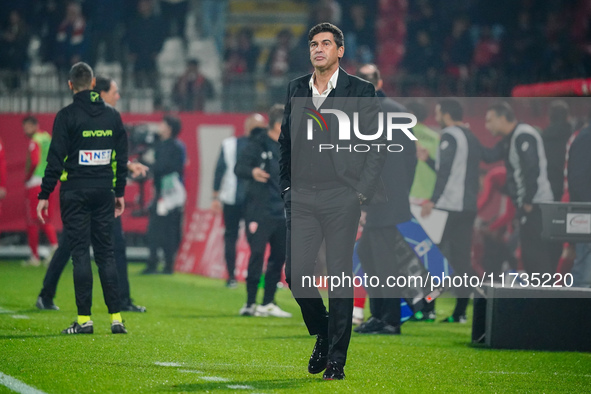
[36,76,147,313]
[126,0,165,89]
[173,59,215,111]
[54,1,88,73]
[84,0,124,67]
[212,113,266,287]
[234,105,291,318]
[144,115,186,275]
[0,9,30,89]
[23,116,58,266]
[542,100,572,202]
[407,100,439,205]
[482,102,559,274]
[160,0,189,40]
[566,109,591,287]
[354,64,416,335]
[0,137,6,216]
[418,99,481,323]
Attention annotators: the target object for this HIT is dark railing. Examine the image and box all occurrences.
[0,68,516,114]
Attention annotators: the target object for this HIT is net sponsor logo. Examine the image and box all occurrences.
[79,149,112,165]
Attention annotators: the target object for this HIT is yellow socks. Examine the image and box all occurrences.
[110,313,122,323]
[77,315,91,325]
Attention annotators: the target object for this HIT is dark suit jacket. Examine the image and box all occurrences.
[365,92,417,227]
[278,67,387,203]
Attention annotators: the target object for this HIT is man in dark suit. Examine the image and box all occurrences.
[354,63,417,335]
[279,23,387,380]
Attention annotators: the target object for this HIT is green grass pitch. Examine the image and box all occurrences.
[0,261,590,393]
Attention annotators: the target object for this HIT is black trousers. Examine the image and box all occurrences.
[285,186,360,366]
[245,216,286,305]
[223,203,245,281]
[39,217,132,304]
[60,189,120,316]
[438,210,477,318]
[357,226,404,326]
[519,205,561,275]
[146,207,183,273]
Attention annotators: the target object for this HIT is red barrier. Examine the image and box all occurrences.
[512,79,591,97]
[0,112,249,234]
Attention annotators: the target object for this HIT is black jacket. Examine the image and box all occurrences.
[567,125,591,202]
[365,93,416,227]
[39,90,128,199]
[543,121,571,201]
[235,131,283,221]
[278,67,387,203]
[152,138,186,200]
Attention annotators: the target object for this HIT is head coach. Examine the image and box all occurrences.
[36,62,129,335]
[279,23,387,380]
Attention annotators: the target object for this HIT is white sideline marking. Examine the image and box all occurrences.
[227,385,254,390]
[479,371,591,377]
[178,370,203,374]
[0,307,15,314]
[11,315,30,320]
[199,376,229,382]
[0,371,46,394]
[154,362,183,367]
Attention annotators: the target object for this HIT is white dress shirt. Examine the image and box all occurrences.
[309,68,339,109]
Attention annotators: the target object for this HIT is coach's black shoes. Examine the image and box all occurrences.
[111,320,127,334]
[308,335,329,374]
[62,321,93,334]
[36,296,59,311]
[322,361,345,380]
[121,301,147,313]
[354,316,384,334]
[378,324,401,335]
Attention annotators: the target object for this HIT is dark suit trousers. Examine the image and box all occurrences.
[285,186,360,366]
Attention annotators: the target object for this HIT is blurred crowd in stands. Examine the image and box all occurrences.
[1,0,591,112]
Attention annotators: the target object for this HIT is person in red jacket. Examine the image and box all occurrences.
[0,138,7,216]
[23,116,58,266]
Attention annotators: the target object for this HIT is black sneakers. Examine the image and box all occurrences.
[308,335,329,374]
[323,361,345,380]
[111,320,127,334]
[354,316,384,334]
[62,321,93,334]
[121,303,147,313]
[36,296,59,311]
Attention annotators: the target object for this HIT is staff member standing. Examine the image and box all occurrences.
[144,115,186,275]
[36,75,147,313]
[482,102,557,274]
[279,23,386,380]
[418,99,481,323]
[37,62,129,334]
[212,114,266,287]
[234,105,291,318]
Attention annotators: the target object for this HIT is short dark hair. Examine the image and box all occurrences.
[549,100,569,124]
[95,75,113,94]
[438,99,463,121]
[356,64,380,87]
[69,62,94,91]
[406,101,429,122]
[22,115,38,125]
[488,102,515,122]
[308,22,344,49]
[163,115,182,138]
[268,104,284,127]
